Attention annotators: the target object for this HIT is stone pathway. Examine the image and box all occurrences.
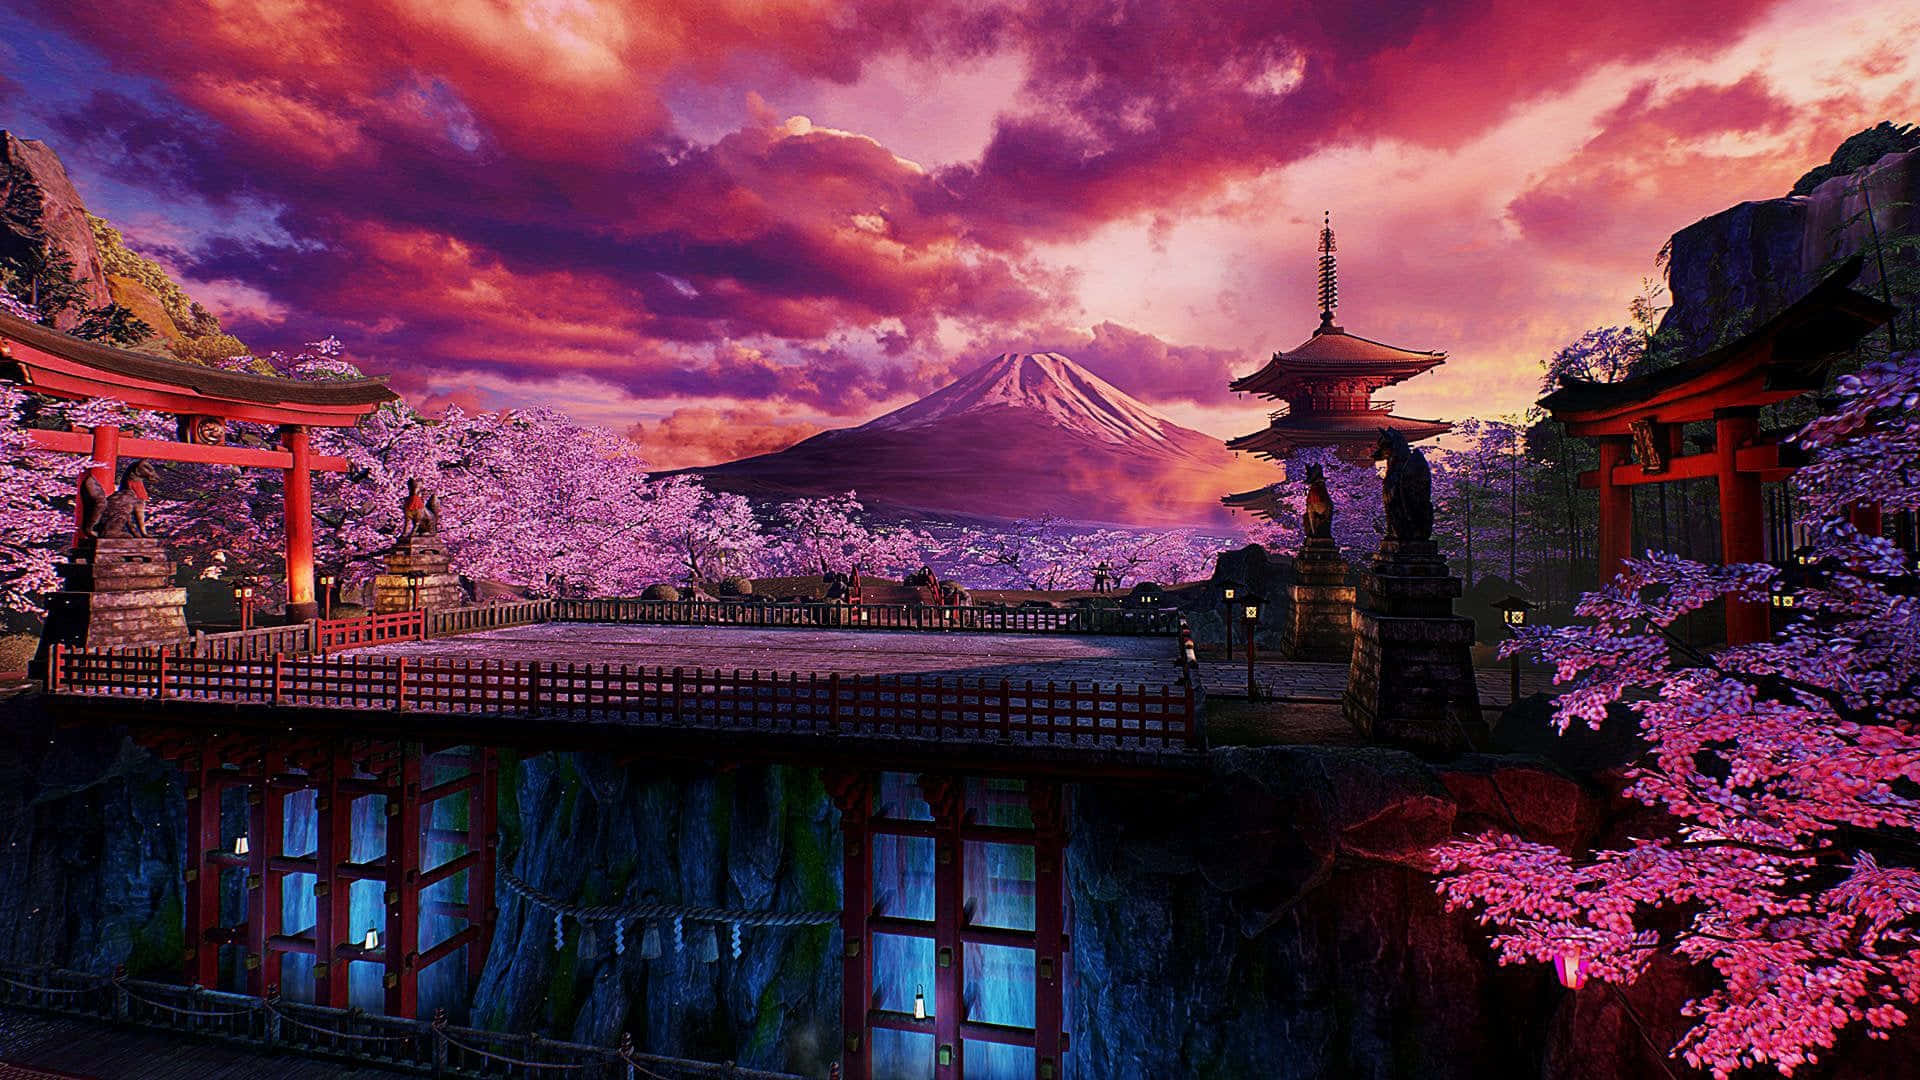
[1195,659,1553,706]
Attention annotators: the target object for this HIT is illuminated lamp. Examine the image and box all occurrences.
[1553,951,1588,990]
[233,835,249,856]
[362,928,380,952]
[914,985,927,1021]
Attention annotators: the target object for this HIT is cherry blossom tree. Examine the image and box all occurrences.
[761,493,929,579]
[1432,353,1920,1078]
[943,516,1225,590]
[0,384,75,615]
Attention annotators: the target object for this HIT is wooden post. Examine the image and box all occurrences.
[1716,410,1768,644]
[74,423,119,546]
[387,741,423,1018]
[313,744,351,1007]
[184,750,222,987]
[282,426,317,619]
[828,774,872,1080]
[1030,782,1067,1080]
[1596,437,1633,584]
[922,775,963,1077]
[468,747,497,990]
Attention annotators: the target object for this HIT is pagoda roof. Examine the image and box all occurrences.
[1230,323,1446,397]
[1220,486,1282,519]
[1228,411,1451,459]
[0,309,395,427]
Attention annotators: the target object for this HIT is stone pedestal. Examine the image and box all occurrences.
[33,538,188,672]
[1343,540,1483,753]
[374,536,463,613]
[1282,540,1355,661]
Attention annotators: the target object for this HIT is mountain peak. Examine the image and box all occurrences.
[857,351,1174,446]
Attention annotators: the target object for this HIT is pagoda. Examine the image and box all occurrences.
[1222,214,1451,516]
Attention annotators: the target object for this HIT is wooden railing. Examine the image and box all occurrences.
[427,599,555,637]
[44,648,1202,750]
[191,621,317,659]
[549,598,1182,635]
[0,964,808,1079]
[316,609,426,652]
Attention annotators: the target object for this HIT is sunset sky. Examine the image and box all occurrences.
[3,0,1916,467]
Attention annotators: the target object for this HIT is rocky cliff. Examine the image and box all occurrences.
[0,133,115,329]
[1659,145,1919,351]
[0,130,244,358]
[9,688,1918,1078]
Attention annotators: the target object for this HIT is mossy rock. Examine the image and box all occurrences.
[641,584,682,602]
[716,576,754,597]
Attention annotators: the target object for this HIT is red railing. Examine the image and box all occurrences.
[44,647,1202,751]
[316,609,425,653]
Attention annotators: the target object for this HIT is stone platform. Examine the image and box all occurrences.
[1343,539,1483,753]
[1281,539,1354,662]
[374,535,462,612]
[36,538,186,658]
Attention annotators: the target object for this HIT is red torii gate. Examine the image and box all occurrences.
[0,311,395,618]
[1539,260,1895,645]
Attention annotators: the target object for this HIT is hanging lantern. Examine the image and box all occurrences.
[913,985,927,1021]
[233,835,250,856]
[640,922,663,960]
[1553,951,1588,990]
[694,923,720,964]
[362,928,380,951]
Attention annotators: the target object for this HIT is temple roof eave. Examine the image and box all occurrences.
[1227,413,1453,458]
[0,310,397,423]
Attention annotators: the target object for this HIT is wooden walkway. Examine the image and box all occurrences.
[0,1007,401,1079]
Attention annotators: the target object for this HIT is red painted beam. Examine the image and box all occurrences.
[829,773,873,1080]
[283,427,315,616]
[387,742,423,1018]
[1578,440,1794,490]
[924,776,964,1078]
[183,752,223,988]
[27,426,351,471]
[1031,782,1067,1080]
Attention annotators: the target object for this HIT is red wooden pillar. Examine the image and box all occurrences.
[829,773,874,1080]
[386,742,423,1017]
[74,424,120,544]
[1030,782,1067,1080]
[922,776,963,1078]
[1849,502,1883,538]
[1715,410,1768,644]
[244,753,285,995]
[1595,437,1633,584]
[182,749,222,987]
[282,425,317,620]
[313,745,352,1007]
[468,747,498,988]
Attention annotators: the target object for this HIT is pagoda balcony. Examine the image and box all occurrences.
[1268,400,1395,422]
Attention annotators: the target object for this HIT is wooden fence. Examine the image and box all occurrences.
[546,597,1182,635]
[44,648,1201,750]
[0,965,807,1079]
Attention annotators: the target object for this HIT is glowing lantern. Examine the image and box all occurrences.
[362,928,380,952]
[913,985,927,1020]
[1495,594,1532,629]
[1553,951,1588,989]
[233,835,250,856]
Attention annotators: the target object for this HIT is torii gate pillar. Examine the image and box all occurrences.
[282,425,317,620]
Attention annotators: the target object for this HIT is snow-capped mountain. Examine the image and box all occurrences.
[681,352,1273,527]
[858,352,1177,446]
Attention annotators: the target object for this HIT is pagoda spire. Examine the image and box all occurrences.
[1316,210,1339,333]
